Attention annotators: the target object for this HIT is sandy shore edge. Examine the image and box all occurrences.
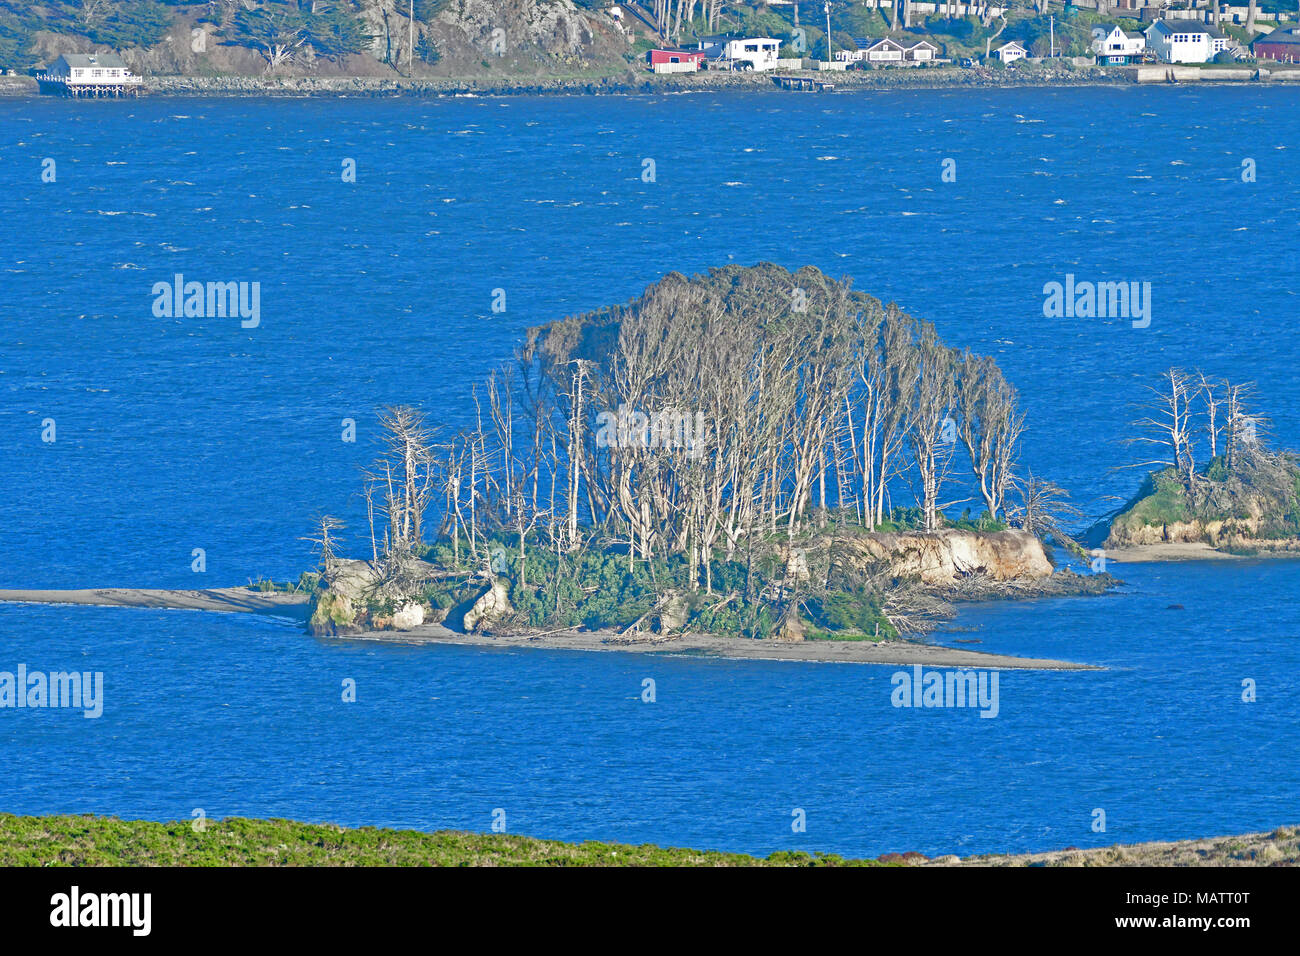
[0,587,1096,669]
[0,587,310,616]
[1105,541,1300,563]
[336,621,1099,669]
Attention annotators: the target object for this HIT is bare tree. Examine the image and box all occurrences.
[1198,372,1224,460]
[954,351,1024,520]
[907,323,956,531]
[1224,381,1269,472]
[1007,472,1084,555]
[1127,367,1198,485]
[302,515,345,574]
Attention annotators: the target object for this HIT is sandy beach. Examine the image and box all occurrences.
[1104,542,1243,563]
[0,587,310,616]
[1105,541,1300,563]
[0,587,1096,669]
[336,621,1099,669]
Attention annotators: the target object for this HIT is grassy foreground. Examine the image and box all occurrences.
[0,814,878,867]
[2,814,1296,867]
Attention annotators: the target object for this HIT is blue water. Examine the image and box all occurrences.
[1,88,1298,857]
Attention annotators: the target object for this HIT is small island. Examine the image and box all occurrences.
[279,262,1114,666]
[1096,367,1300,562]
[1,263,1124,670]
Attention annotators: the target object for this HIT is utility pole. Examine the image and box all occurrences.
[1050,14,1055,58]
[409,0,415,76]
[824,2,832,65]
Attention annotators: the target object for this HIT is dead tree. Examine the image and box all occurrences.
[907,323,956,531]
[954,352,1024,520]
[1127,368,1198,486]
[303,514,344,574]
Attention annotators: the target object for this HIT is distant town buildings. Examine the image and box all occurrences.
[834,37,939,65]
[698,36,782,71]
[646,47,708,73]
[1251,27,1300,62]
[1092,25,1146,65]
[1144,20,1230,64]
[992,41,1028,64]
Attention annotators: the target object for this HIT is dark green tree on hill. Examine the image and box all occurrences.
[228,0,368,70]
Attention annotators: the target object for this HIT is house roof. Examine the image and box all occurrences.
[1099,24,1144,39]
[907,39,939,50]
[1150,20,1223,39]
[55,53,128,69]
[997,41,1027,53]
[1254,29,1300,46]
[862,37,906,51]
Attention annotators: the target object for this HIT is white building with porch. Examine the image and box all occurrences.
[37,53,142,96]
[698,37,782,71]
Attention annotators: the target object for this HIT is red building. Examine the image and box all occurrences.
[1252,28,1300,62]
[646,48,708,71]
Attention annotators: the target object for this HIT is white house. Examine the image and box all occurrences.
[836,37,938,65]
[992,41,1028,64]
[1145,20,1230,63]
[1091,25,1145,64]
[699,36,782,71]
[36,53,142,96]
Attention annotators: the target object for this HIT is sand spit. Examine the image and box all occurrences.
[0,587,310,617]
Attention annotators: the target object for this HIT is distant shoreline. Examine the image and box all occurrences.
[7,66,1297,100]
[0,586,1094,669]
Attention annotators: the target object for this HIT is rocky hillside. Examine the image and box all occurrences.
[0,1,637,79]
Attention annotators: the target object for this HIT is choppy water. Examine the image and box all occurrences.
[0,89,1297,858]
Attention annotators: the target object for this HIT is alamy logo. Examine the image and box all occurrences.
[151,274,260,328]
[0,665,103,718]
[890,665,1000,718]
[50,887,150,936]
[939,416,957,444]
[1042,274,1151,328]
[595,404,708,458]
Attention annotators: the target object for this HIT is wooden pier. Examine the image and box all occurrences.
[36,79,143,97]
[773,75,836,92]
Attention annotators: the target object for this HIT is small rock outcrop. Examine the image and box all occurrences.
[392,602,426,631]
[325,559,381,604]
[774,608,807,642]
[309,590,356,636]
[654,593,689,635]
[461,580,513,633]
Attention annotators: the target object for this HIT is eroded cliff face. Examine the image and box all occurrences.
[1105,516,1300,553]
[834,529,1054,586]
